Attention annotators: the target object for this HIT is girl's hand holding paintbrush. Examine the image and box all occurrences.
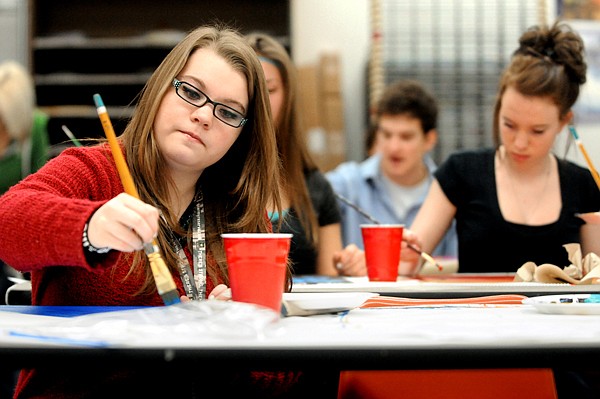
[85,193,160,252]
[399,228,428,274]
[88,193,232,301]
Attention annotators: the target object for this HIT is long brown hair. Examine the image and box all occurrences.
[492,21,587,147]
[120,25,286,293]
[246,32,320,246]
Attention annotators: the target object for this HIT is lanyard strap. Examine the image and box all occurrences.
[193,191,207,299]
[172,192,207,300]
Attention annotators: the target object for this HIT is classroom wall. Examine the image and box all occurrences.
[0,0,28,65]
[291,0,371,163]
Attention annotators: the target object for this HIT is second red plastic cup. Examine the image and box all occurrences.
[361,224,404,281]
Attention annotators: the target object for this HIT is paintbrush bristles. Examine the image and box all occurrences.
[419,251,442,271]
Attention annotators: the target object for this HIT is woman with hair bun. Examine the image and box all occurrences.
[405,21,600,273]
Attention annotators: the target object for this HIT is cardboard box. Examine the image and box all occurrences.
[321,96,344,132]
[319,53,341,94]
[297,55,346,172]
[297,66,322,129]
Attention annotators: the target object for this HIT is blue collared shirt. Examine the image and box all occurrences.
[325,153,458,257]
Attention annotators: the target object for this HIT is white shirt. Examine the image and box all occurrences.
[381,173,429,220]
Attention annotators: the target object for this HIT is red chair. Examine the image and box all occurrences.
[338,369,557,399]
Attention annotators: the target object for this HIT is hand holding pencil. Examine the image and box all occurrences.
[85,193,160,252]
[93,93,180,305]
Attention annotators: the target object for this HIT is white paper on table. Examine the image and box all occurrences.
[3,301,600,350]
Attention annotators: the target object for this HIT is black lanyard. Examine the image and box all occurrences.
[171,192,206,300]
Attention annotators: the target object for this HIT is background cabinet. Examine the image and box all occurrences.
[30,0,290,152]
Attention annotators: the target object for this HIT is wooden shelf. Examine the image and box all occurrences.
[33,33,185,50]
[35,73,151,85]
[39,105,132,119]
[30,0,290,147]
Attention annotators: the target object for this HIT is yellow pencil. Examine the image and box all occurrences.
[568,125,600,192]
[93,94,180,306]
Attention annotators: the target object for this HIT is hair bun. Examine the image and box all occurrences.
[515,22,587,85]
[542,47,554,57]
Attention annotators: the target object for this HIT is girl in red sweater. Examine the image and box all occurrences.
[0,24,305,398]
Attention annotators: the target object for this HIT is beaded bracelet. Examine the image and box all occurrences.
[82,223,111,254]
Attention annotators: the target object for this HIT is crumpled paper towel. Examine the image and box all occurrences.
[514,243,600,284]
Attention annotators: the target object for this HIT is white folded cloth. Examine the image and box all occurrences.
[514,243,600,284]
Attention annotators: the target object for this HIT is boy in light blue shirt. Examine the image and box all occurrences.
[326,80,457,259]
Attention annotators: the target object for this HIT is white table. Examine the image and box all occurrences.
[0,300,599,370]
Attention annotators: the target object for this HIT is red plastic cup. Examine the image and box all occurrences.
[360,224,404,281]
[222,233,292,313]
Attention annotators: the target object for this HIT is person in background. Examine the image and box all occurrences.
[0,25,313,398]
[406,21,600,274]
[326,79,458,274]
[0,60,50,303]
[0,60,49,194]
[246,32,366,277]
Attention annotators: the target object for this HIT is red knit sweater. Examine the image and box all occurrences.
[0,145,302,398]
[0,145,202,306]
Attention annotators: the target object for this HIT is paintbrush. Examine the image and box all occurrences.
[568,124,600,192]
[61,125,82,147]
[93,93,180,306]
[334,192,442,271]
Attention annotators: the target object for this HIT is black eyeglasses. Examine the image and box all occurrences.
[172,78,248,128]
